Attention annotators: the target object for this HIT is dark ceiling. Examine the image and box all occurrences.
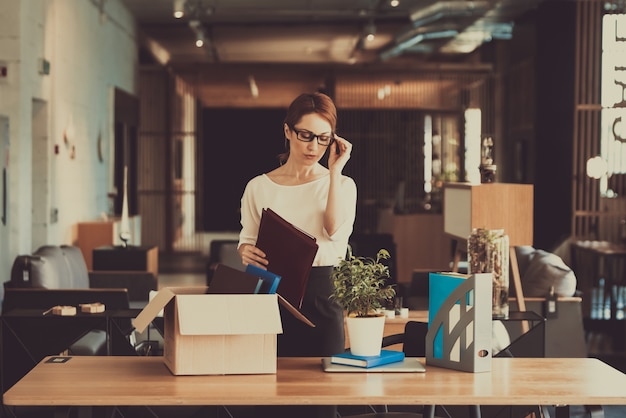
[121,0,545,68]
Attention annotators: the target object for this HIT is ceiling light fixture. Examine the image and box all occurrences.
[390,0,400,7]
[365,20,376,42]
[248,76,259,98]
[195,31,205,47]
[173,0,185,19]
[189,19,206,47]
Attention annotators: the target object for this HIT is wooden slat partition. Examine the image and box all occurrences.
[138,67,198,252]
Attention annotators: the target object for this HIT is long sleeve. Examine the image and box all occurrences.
[238,174,357,266]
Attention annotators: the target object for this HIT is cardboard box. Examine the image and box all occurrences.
[133,287,284,375]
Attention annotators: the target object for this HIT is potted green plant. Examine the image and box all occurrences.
[330,247,396,356]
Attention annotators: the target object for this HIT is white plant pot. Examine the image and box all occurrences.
[346,315,386,357]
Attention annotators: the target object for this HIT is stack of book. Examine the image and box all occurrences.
[330,349,405,368]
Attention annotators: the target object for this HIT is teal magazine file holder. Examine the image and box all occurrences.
[425,272,493,372]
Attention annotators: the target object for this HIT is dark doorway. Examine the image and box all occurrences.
[202,108,285,231]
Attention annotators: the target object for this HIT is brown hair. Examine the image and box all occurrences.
[278,92,337,164]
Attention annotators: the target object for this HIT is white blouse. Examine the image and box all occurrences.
[238,173,357,266]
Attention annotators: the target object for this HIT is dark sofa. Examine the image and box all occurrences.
[5,244,156,305]
[1,244,156,354]
[1,244,156,358]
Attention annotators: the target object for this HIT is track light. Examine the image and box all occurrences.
[189,20,206,47]
[173,0,185,19]
[195,31,205,47]
[365,20,376,42]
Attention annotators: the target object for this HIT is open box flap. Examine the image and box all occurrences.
[132,286,208,333]
[278,294,315,327]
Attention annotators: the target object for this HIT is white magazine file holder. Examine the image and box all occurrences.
[425,272,493,373]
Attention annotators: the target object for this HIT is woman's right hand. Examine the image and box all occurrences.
[238,243,269,269]
[328,134,352,175]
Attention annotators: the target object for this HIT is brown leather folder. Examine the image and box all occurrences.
[255,208,319,309]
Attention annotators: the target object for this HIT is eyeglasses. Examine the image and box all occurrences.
[290,126,334,146]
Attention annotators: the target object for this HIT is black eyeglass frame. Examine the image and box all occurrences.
[289,125,335,147]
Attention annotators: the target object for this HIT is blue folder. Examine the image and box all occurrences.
[246,264,282,294]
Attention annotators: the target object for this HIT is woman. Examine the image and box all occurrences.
[238,92,357,358]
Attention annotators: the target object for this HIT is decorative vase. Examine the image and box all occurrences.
[468,228,510,319]
[346,314,386,357]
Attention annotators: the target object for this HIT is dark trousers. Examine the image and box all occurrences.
[258,266,343,418]
[278,265,345,357]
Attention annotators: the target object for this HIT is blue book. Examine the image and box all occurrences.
[246,264,282,294]
[330,349,405,368]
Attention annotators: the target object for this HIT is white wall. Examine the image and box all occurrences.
[0,0,137,298]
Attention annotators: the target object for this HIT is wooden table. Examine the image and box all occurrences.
[1,307,141,399]
[4,356,626,416]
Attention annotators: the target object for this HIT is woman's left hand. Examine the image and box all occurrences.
[328,135,352,174]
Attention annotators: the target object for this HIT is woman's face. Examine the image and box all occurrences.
[284,113,333,166]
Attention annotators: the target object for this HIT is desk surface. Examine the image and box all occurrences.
[4,356,626,407]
